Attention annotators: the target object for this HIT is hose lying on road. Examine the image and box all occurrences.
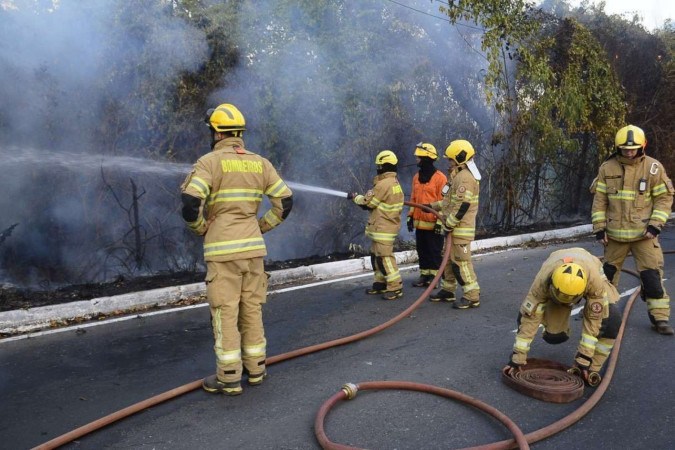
[501,358,585,403]
[313,272,642,450]
[32,202,448,450]
[315,381,531,450]
[31,204,649,449]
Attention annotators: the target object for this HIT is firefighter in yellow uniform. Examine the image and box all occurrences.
[180,103,293,395]
[407,142,448,287]
[349,150,405,300]
[504,248,621,386]
[429,140,481,309]
[591,125,674,336]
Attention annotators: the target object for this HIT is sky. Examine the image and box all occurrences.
[567,0,674,30]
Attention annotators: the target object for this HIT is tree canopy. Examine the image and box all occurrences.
[0,0,672,287]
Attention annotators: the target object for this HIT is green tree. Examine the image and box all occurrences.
[441,0,625,228]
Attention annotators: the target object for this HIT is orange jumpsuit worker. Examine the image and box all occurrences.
[429,140,481,309]
[504,248,621,387]
[407,142,447,288]
[349,150,405,300]
[180,103,293,396]
[591,125,674,336]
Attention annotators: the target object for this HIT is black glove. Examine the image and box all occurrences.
[434,218,448,235]
[503,360,524,376]
[595,230,606,241]
[568,352,597,385]
[407,217,414,233]
[647,225,661,236]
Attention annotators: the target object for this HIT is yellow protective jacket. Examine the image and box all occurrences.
[353,172,404,244]
[591,154,674,242]
[180,137,293,262]
[511,248,618,365]
[408,170,447,230]
[432,166,479,244]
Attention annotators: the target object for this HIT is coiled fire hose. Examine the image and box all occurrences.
[32,203,647,449]
[314,268,643,450]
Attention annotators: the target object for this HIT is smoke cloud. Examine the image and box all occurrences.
[208,2,490,261]
[0,1,489,288]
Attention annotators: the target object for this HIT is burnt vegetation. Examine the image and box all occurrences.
[0,1,672,306]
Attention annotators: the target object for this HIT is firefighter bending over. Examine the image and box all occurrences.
[428,140,481,309]
[349,150,405,300]
[591,125,674,336]
[180,103,293,395]
[504,248,621,387]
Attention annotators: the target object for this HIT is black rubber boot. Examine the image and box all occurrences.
[366,282,387,295]
[248,370,268,386]
[382,289,403,300]
[452,296,480,309]
[412,276,430,287]
[429,289,455,302]
[202,375,242,396]
[654,321,674,335]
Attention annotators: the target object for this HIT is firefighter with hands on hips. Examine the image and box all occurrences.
[504,248,622,387]
[591,125,674,336]
[406,142,448,287]
[427,139,481,309]
[348,150,405,300]
[180,103,293,396]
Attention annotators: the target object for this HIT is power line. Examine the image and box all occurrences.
[384,0,450,23]
[383,0,485,32]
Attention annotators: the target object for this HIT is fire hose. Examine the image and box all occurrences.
[31,202,650,449]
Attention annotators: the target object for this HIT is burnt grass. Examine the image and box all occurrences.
[0,252,363,312]
[0,222,588,312]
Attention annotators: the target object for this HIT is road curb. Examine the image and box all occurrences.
[0,226,592,336]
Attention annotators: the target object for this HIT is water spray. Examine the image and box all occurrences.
[286,181,349,198]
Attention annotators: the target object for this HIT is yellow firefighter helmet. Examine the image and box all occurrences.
[615,125,646,150]
[414,142,438,160]
[445,139,475,164]
[550,262,587,304]
[375,150,398,166]
[205,103,246,133]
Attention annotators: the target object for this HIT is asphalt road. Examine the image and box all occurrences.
[1,232,674,449]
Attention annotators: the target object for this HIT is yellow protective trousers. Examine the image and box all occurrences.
[604,238,670,322]
[541,301,617,372]
[370,241,402,291]
[440,242,480,301]
[206,257,267,383]
[513,300,618,372]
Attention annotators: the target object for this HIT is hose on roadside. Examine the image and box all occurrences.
[32,202,448,449]
[313,268,643,450]
[31,204,656,450]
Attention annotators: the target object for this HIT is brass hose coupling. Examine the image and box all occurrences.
[567,367,582,377]
[341,383,359,400]
[587,371,602,387]
[567,367,602,387]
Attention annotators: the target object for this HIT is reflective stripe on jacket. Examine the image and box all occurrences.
[180,137,292,261]
[511,248,618,365]
[591,155,674,242]
[433,166,479,244]
[408,170,447,230]
[354,172,404,244]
